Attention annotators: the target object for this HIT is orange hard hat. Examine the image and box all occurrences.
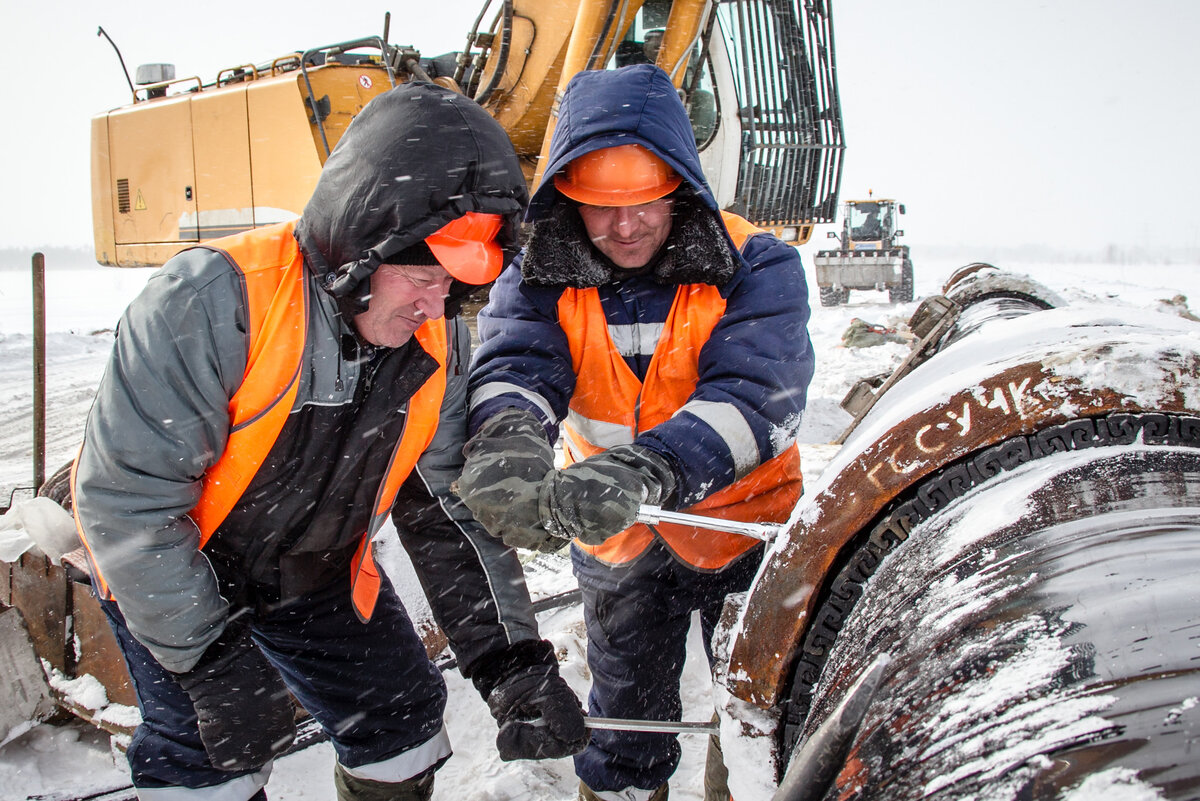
[554,144,682,206]
[425,211,505,284]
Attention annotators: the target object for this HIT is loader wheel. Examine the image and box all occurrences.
[888,260,914,304]
[819,286,847,307]
[778,411,1200,771]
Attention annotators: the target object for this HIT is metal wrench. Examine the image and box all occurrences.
[637,504,784,542]
[585,716,719,735]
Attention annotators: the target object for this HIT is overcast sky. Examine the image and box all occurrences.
[4,0,1197,255]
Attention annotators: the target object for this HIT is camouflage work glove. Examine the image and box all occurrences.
[458,408,568,553]
[540,444,676,546]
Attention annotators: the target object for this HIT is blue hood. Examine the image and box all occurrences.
[527,64,716,221]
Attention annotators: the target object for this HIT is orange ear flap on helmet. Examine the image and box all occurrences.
[554,144,682,207]
[425,211,505,284]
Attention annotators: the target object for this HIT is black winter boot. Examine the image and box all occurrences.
[334,763,435,801]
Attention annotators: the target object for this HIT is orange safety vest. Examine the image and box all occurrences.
[77,222,448,620]
[558,212,802,569]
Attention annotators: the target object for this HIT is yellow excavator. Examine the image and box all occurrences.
[90,0,846,269]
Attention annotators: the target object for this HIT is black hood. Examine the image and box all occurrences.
[295,81,528,314]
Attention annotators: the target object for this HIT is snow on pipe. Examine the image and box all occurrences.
[783,445,1200,800]
[718,265,1200,801]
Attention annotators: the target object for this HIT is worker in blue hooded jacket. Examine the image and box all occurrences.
[458,64,815,800]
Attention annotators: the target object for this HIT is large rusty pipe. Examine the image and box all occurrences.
[717,265,1200,800]
[728,268,1195,706]
[776,445,1200,799]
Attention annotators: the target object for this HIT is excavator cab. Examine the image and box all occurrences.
[610,21,715,146]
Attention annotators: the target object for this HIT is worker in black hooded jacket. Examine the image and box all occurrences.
[71,81,588,801]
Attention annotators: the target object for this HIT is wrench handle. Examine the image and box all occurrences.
[585,716,719,735]
[637,505,782,542]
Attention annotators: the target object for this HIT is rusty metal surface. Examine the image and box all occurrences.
[8,551,71,674]
[3,548,137,711]
[940,262,1065,310]
[71,581,137,708]
[833,294,960,444]
[726,312,1200,709]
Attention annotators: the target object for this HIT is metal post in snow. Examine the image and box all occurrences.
[32,252,46,492]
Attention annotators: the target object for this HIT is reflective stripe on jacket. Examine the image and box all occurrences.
[77,222,448,621]
[560,213,802,569]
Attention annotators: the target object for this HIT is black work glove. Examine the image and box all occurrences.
[540,444,676,546]
[459,408,567,553]
[472,640,589,761]
[176,621,296,772]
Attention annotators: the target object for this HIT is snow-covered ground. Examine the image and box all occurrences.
[0,246,1196,800]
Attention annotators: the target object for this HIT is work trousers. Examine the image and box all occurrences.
[571,540,764,793]
[100,573,449,797]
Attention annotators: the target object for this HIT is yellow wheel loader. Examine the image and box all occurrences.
[813,197,914,306]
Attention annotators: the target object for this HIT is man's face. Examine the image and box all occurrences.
[353,263,455,348]
[578,198,674,270]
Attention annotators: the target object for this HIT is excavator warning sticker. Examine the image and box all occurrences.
[359,75,373,90]
[135,190,147,211]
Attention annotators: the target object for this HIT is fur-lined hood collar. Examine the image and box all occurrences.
[520,196,737,289]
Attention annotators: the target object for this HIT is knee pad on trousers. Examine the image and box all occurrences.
[578,780,668,801]
[334,762,435,801]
